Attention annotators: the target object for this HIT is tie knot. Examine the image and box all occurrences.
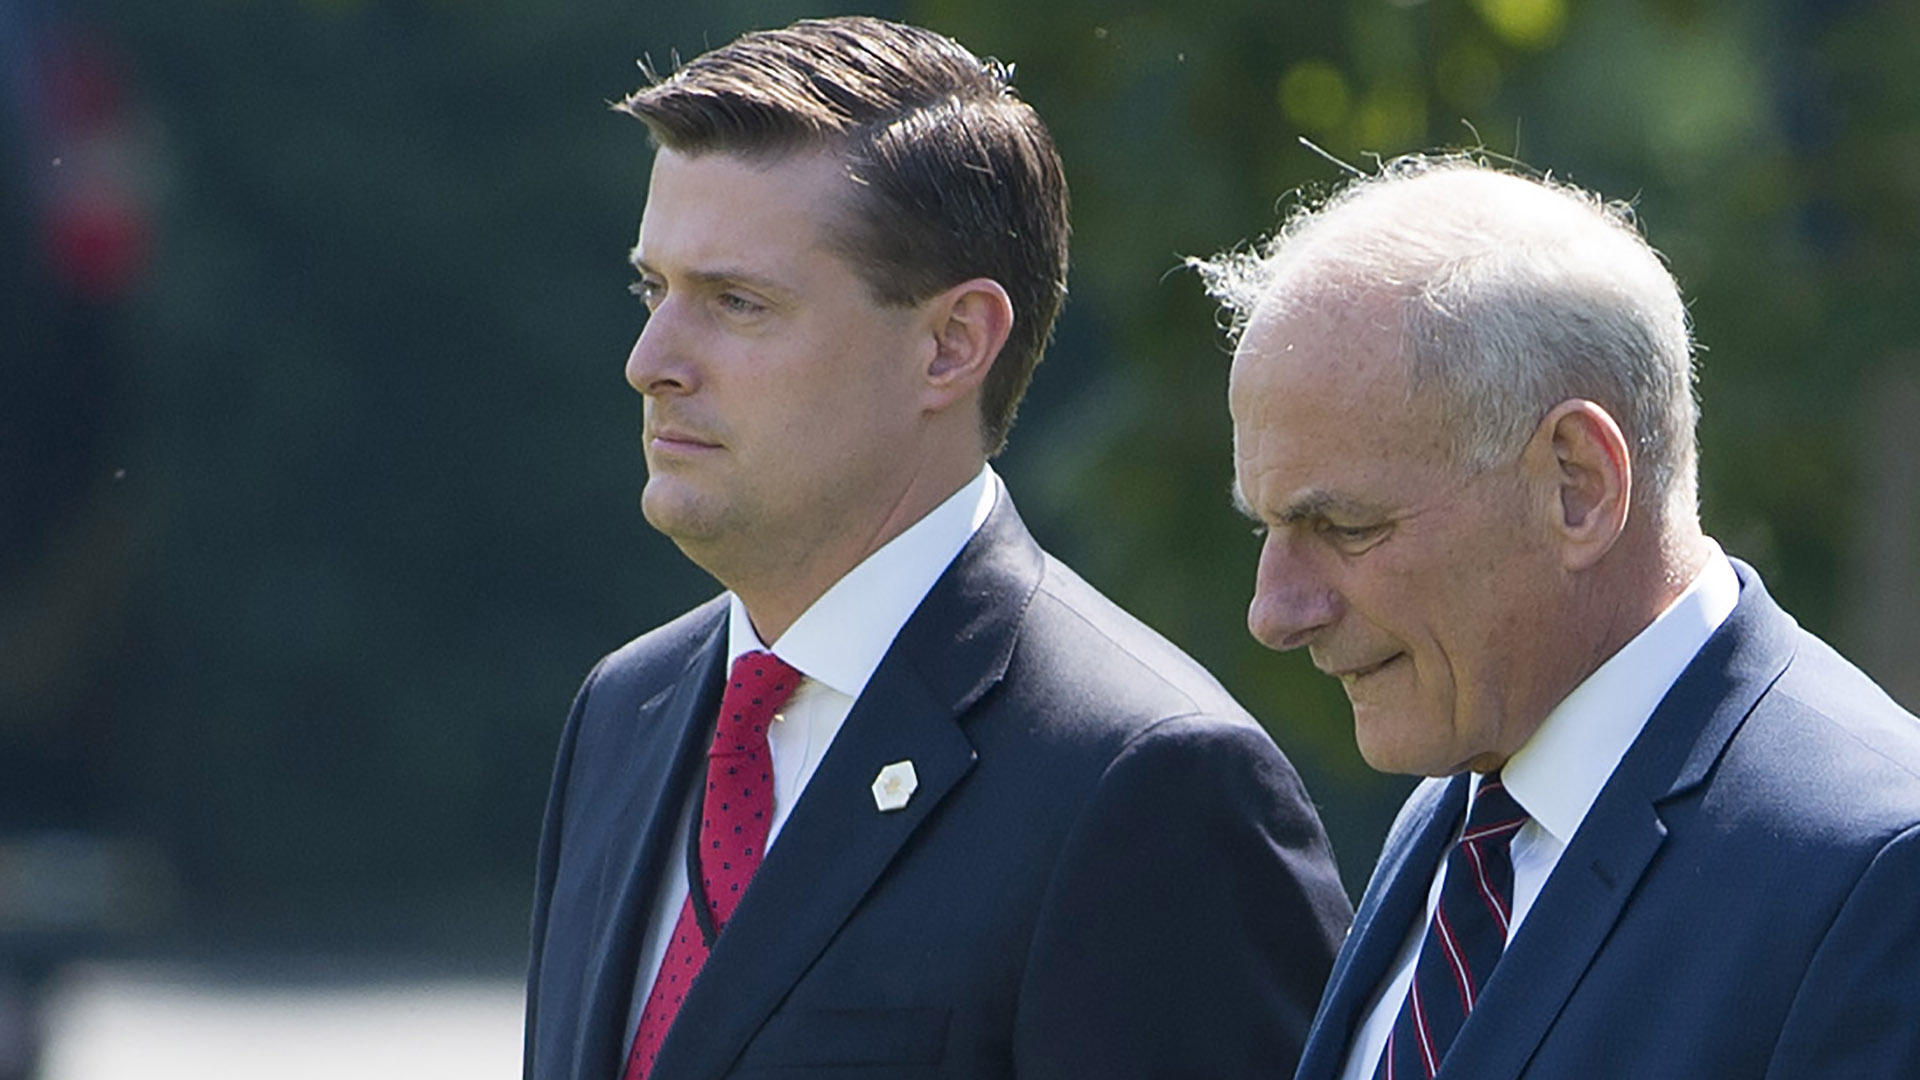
[1462,772,1527,848]
[712,650,803,754]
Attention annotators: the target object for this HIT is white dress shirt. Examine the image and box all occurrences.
[1338,547,1741,1080]
[626,465,999,1034]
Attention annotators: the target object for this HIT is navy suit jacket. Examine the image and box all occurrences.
[525,492,1353,1079]
[1296,562,1920,1080]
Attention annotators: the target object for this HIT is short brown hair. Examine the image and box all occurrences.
[618,16,1070,455]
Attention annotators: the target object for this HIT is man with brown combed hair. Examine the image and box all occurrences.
[617,15,1066,457]
[524,16,1350,1080]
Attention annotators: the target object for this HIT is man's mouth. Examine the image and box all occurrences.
[1328,653,1403,684]
[647,426,720,451]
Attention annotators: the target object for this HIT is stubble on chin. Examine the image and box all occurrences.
[640,476,716,545]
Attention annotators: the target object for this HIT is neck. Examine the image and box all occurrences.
[727,454,984,644]
[1656,518,1716,600]
[1570,513,1715,683]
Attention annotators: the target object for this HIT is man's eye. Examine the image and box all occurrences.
[1321,521,1387,547]
[628,278,663,307]
[716,292,764,316]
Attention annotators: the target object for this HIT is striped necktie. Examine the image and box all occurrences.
[1374,773,1528,1079]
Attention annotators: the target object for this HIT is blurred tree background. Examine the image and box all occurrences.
[3,0,1915,965]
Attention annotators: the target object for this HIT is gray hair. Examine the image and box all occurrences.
[1197,155,1700,524]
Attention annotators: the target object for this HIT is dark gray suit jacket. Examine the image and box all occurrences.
[1295,562,1920,1080]
[525,492,1353,1079]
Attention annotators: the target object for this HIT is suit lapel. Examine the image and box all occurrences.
[1296,776,1464,1080]
[1442,561,1797,1079]
[1444,788,1667,1079]
[577,613,730,1080]
[649,492,1040,1079]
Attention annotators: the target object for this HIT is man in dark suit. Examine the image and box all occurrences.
[1202,156,1920,1079]
[522,17,1352,1080]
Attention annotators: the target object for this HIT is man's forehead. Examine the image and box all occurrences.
[1231,309,1413,415]
[1231,333,1452,519]
[630,148,856,276]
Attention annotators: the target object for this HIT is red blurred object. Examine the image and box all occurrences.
[45,186,149,297]
[33,29,152,301]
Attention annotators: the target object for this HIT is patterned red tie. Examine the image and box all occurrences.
[1374,773,1527,1079]
[623,650,802,1080]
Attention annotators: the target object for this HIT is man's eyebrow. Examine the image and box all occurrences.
[627,252,790,297]
[1235,486,1374,526]
[1276,490,1341,524]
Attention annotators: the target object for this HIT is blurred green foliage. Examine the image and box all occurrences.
[5,0,1915,952]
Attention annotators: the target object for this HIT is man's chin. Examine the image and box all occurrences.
[640,482,724,545]
[1350,709,1447,777]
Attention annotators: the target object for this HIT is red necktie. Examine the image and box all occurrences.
[624,650,802,1080]
[1374,773,1527,1079]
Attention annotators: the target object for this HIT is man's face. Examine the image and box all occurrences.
[1228,297,1567,776]
[626,147,933,579]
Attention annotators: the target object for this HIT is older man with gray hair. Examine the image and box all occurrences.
[1204,156,1920,1080]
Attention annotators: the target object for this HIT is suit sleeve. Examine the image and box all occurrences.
[1012,714,1354,1078]
[1766,821,1920,1078]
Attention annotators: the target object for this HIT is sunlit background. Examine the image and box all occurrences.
[4,0,1916,1074]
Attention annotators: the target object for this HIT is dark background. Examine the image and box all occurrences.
[4,0,1916,969]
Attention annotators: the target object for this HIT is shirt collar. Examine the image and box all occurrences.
[1498,543,1740,845]
[727,465,999,699]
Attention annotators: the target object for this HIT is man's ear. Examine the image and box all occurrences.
[1525,399,1632,571]
[920,277,1013,412]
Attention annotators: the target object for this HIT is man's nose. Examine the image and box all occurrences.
[1247,531,1341,651]
[625,303,694,396]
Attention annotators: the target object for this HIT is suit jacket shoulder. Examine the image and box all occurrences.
[1759,620,1920,823]
[1022,552,1254,718]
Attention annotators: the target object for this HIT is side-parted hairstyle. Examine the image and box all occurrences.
[618,16,1070,455]
[1197,154,1701,525]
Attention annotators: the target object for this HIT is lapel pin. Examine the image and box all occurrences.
[871,760,919,812]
